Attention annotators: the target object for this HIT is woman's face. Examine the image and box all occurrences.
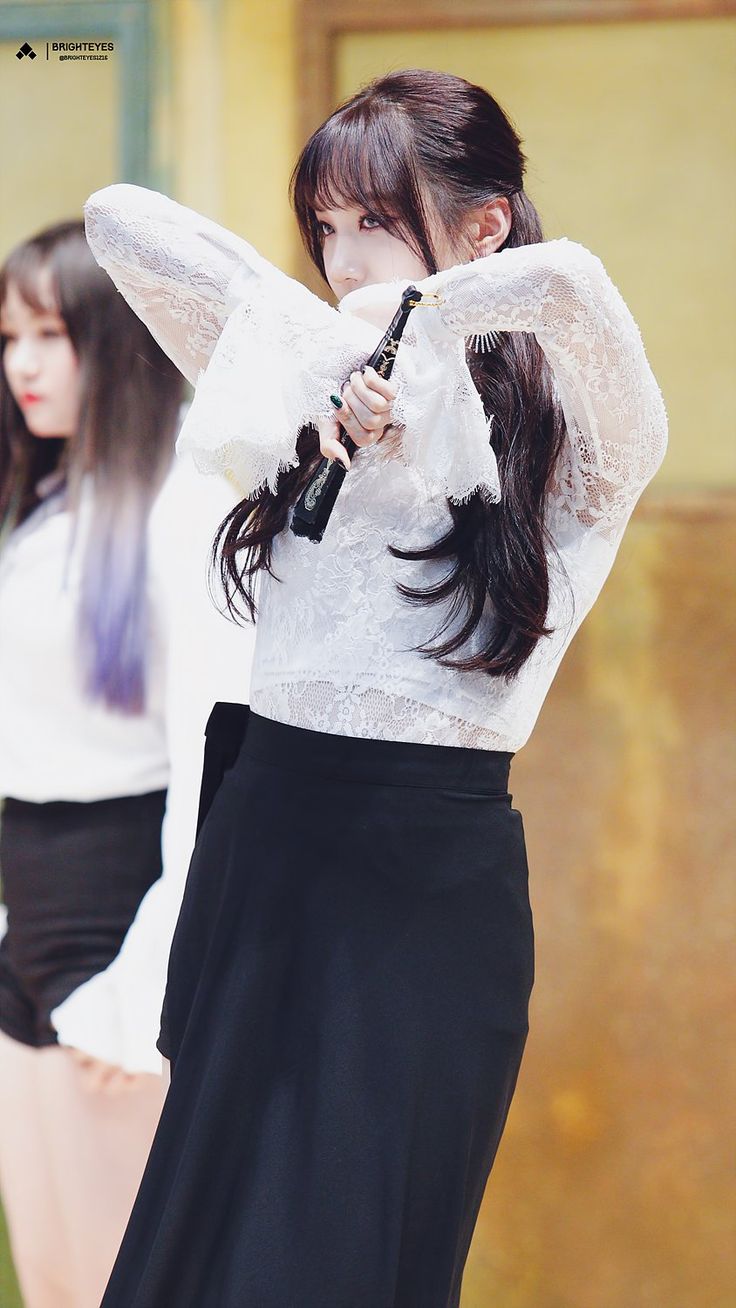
[0,270,81,440]
[314,199,484,306]
[315,204,437,302]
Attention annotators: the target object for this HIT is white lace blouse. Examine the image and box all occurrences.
[84,184,668,752]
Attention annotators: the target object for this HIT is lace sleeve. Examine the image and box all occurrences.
[50,460,253,1073]
[83,183,274,387]
[84,183,379,497]
[420,238,668,542]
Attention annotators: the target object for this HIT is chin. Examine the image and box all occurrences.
[27,425,66,440]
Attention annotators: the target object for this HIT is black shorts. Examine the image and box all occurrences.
[0,789,166,1047]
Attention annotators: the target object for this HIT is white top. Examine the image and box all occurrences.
[83,184,668,753]
[0,450,254,1072]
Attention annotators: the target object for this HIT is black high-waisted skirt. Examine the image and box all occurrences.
[101,708,534,1308]
[0,789,166,1047]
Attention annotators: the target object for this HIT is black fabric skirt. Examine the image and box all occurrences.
[101,708,534,1308]
[0,789,166,1047]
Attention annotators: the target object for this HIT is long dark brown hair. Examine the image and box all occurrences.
[217,69,568,677]
[0,220,184,711]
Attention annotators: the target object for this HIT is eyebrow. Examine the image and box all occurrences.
[313,209,383,223]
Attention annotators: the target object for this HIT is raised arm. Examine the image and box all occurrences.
[84,184,274,386]
[84,184,379,496]
[420,238,668,542]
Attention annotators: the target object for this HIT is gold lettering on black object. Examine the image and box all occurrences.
[377,338,399,376]
[303,460,333,512]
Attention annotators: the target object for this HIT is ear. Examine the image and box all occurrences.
[470,198,512,258]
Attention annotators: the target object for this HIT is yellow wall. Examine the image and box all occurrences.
[0,38,119,256]
[164,0,297,274]
[0,0,298,280]
[222,0,297,270]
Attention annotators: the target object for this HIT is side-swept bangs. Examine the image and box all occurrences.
[0,244,61,319]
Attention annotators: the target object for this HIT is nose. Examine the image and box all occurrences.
[10,337,42,377]
[328,233,364,293]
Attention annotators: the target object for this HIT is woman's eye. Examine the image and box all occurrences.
[316,215,385,236]
[0,329,62,344]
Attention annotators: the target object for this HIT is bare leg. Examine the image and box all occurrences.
[0,1029,168,1308]
[0,1030,72,1308]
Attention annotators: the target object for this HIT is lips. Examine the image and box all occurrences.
[21,393,43,403]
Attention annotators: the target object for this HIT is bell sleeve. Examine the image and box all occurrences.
[415,237,669,545]
[83,182,278,387]
[83,184,374,497]
[50,457,253,1074]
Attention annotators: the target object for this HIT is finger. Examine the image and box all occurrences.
[104,1070,139,1096]
[104,1067,125,1094]
[82,1061,110,1094]
[346,374,393,432]
[359,366,398,404]
[349,370,394,416]
[96,1063,141,1096]
[327,392,376,450]
[317,416,351,470]
[323,438,351,469]
[340,383,390,444]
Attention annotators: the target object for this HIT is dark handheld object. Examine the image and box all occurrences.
[290,284,423,543]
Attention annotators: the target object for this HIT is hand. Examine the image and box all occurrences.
[318,366,398,470]
[69,1047,147,1095]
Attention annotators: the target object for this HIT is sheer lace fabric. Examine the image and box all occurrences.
[252,682,509,751]
[84,185,668,751]
[422,241,668,547]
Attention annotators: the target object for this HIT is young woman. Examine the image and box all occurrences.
[85,70,667,1308]
[0,220,252,1308]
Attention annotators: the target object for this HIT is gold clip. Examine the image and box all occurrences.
[407,291,444,309]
